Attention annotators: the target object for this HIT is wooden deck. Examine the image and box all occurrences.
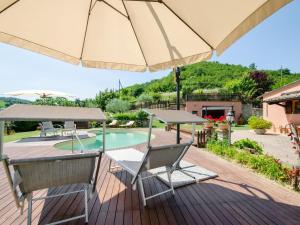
[1,129,300,225]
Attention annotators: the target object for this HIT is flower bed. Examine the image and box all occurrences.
[206,140,296,188]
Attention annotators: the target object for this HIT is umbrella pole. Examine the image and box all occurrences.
[0,121,4,159]
[175,67,181,144]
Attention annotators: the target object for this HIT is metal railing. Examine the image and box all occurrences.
[186,94,240,101]
[72,132,85,153]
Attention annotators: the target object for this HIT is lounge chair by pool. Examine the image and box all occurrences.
[120,120,135,128]
[40,121,62,137]
[108,119,118,127]
[62,121,76,136]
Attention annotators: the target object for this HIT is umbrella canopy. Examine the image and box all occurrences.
[0,0,292,72]
[4,89,76,98]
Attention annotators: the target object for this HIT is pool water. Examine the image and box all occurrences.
[55,130,150,151]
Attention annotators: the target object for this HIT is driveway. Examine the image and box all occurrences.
[232,130,298,166]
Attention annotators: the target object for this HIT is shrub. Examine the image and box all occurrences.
[113,112,137,121]
[136,110,148,121]
[206,139,290,184]
[13,121,39,132]
[106,98,131,113]
[137,93,154,105]
[233,138,263,154]
[248,116,272,130]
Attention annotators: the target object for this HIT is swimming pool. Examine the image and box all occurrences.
[55,130,151,151]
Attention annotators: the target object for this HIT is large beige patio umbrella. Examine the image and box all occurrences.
[0,0,292,72]
[0,0,292,143]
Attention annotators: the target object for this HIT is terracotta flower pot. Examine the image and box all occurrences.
[204,122,214,129]
[218,124,229,130]
[254,129,266,135]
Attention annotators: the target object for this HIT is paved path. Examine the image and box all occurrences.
[232,130,298,166]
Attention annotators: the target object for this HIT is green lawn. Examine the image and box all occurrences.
[4,130,40,143]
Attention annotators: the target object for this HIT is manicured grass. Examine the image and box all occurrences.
[4,130,40,143]
[152,119,165,128]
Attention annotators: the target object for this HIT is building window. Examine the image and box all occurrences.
[192,111,198,115]
[285,101,292,114]
[294,100,300,114]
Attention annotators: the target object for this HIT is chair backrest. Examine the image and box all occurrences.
[64,121,75,129]
[140,142,191,172]
[42,121,54,130]
[9,153,99,194]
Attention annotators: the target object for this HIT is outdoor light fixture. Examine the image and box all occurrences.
[226,111,234,145]
[226,111,234,123]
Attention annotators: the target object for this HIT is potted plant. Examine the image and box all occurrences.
[203,115,214,129]
[248,116,272,135]
[218,120,229,130]
[216,116,228,130]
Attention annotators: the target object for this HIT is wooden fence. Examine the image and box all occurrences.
[170,126,212,148]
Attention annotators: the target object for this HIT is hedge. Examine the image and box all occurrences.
[207,140,291,184]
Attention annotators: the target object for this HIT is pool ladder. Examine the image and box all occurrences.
[71,131,85,153]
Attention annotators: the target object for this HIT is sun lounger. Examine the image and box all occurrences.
[108,119,118,127]
[62,121,76,136]
[39,121,62,137]
[2,152,102,225]
[120,120,135,128]
[106,142,192,206]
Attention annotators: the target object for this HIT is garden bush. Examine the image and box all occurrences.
[112,110,149,127]
[106,98,131,113]
[248,116,272,130]
[207,139,290,184]
[233,138,263,154]
[12,121,39,132]
[113,112,137,121]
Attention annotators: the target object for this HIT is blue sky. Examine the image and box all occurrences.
[0,1,299,100]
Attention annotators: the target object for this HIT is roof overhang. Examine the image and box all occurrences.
[144,109,206,124]
[264,92,300,104]
[0,104,106,122]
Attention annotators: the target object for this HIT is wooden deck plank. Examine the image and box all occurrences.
[1,129,300,225]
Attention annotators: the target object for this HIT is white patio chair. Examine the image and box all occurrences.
[2,152,102,225]
[106,142,192,206]
[39,121,62,137]
[62,121,76,136]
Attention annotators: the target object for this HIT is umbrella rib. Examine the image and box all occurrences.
[0,0,20,14]
[122,0,149,67]
[80,0,93,60]
[102,0,128,19]
[161,1,214,50]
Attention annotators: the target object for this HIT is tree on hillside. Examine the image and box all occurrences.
[249,70,274,98]
[0,100,5,109]
[95,89,118,110]
[106,98,131,113]
[249,63,257,70]
[225,75,257,103]
[137,93,154,105]
[34,97,76,106]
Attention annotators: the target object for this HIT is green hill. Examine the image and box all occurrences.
[0,97,31,107]
[123,61,300,97]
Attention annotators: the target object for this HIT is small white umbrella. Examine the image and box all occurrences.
[4,90,76,99]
